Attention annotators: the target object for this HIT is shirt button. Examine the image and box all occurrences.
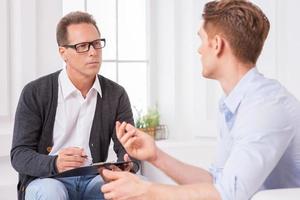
[46,146,52,153]
[91,143,94,147]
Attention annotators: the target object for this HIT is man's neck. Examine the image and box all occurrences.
[66,68,96,98]
[219,61,254,95]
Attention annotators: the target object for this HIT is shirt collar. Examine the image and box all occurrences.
[59,68,102,100]
[219,67,259,114]
[91,75,102,97]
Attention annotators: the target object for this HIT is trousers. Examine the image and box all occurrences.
[25,175,105,200]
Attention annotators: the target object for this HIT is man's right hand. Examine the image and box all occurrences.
[56,147,87,173]
[116,121,157,163]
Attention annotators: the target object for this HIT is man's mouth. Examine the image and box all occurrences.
[87,61,99,65]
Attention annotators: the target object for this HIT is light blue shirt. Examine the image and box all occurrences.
[210,68,300,200]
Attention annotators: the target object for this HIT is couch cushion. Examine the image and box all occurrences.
[252,188,300,200]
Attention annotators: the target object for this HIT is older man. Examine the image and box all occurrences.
[11,11,134,200]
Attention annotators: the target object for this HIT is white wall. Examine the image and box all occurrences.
[149,0,210,140]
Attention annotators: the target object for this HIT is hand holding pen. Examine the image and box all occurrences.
[56,147,89,173]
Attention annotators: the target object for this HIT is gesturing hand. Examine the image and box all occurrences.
[116,121,157,162]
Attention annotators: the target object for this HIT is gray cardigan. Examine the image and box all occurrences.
[10,70,134,199]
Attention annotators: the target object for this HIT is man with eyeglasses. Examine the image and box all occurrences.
[11,11,135,200]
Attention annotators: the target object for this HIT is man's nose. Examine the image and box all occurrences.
[88,44,99,55]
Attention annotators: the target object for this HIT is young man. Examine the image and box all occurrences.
[11,11,134,200]
[100,0,300,200]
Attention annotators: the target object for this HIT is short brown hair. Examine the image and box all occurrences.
[202,0,270,64]
[56,11,100,46]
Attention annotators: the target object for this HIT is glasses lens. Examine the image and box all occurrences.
[75,43,89,53]
[92,40,102,49]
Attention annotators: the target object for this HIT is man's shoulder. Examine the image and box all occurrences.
[22,70,61,97]
[245,76,288,102]
[26,70,60,87]
[240,76,300,120]
[97,75,125,95]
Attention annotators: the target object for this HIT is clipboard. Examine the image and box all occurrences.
[48,161,139,178]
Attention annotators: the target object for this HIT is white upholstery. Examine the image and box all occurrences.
[251,188,300,200]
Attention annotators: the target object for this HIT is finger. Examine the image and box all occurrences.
[123,137,137,150]
[60,164,82,172]
[80,149,88,157]
[123,153,131,162]
[60,155,86,163]
[98,167,111,183]
[116,121,127,140]
[109,164,122,172]
[60,147,85,156]
[102,169,123,181]
[103,191,115,200]
[61,167,76,172]
[123,154,133,171]
[73,147,87,157]
[56,155,85,172]
[124,162,133,172]
[116,121,121,133]
[119,130,136,145]
[120,121,127,132]
[63,147,84,154]
[62,161,85,168]
[125,123,136,132]
[101,180,118,193]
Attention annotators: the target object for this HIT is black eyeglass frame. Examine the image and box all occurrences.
[63,38,106,53]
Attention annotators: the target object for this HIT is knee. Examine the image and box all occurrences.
[84,175,105,198]
[25,178,68,200]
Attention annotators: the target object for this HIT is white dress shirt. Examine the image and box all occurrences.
[49,68,102,166]
[210,68,300,200]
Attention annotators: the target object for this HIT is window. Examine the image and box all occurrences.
[63,0,148,114]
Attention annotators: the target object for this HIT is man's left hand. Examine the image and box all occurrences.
[101,169,151,200]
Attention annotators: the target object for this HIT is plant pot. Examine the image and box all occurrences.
[139,127,156,138]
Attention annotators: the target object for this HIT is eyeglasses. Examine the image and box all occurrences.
[63,38,106,53]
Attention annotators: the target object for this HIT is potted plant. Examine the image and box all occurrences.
[135,107,160,138]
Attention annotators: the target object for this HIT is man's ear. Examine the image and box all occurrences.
[59,46,67,62]
[214,35,224,57]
